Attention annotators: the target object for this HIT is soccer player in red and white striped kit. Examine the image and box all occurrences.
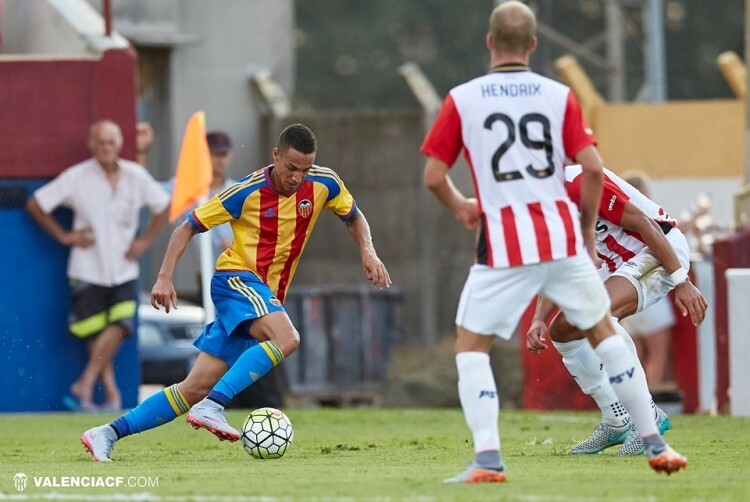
[526,165,707,456]
[421,0,687,483]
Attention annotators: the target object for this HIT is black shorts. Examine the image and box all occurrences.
[68,279,136,339]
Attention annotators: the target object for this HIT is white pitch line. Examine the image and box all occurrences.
[0,493,287,502]
[0,493,652,502]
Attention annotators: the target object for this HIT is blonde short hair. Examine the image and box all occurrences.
[488,1,537,55]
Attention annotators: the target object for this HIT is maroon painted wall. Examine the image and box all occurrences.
[712,226,750,413]
[0,46,142,411]
[0,47,138,178]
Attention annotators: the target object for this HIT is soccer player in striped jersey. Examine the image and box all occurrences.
[422,1,687,481]
[526,165,707,455]
[81,124,391,461]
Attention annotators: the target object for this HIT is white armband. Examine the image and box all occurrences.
[670,268,689,286]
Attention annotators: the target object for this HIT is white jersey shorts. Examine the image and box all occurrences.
[456,254,610,339]
[620,296,676,336]
[600,228,690,314]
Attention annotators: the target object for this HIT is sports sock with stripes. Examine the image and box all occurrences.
[211,341,284,402]
[110,384,189,438]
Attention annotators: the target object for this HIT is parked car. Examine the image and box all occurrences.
[137,293,204,386]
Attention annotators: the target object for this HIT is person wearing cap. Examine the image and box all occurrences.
[161,130,236,258]
[203,131,236,253]
[205,131,233,190]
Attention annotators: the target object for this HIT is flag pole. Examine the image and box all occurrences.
[198,204,215,323]
[169,111,214,324]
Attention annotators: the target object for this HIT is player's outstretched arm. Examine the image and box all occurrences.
[151,220,199,312]
[345,209,391,289]
[619,202,708,325]
[423,157,480,229]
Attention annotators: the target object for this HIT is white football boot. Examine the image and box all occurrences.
[81,425,117,462]
[186,398,240,442]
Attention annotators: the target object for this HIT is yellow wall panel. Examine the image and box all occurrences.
[594,100,744,179]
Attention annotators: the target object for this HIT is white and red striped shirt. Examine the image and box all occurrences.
[421,66,596,268]
[565,165,676,272]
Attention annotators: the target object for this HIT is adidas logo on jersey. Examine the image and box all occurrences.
[263,208,276,218]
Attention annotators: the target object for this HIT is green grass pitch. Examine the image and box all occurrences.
[1,408,749,500]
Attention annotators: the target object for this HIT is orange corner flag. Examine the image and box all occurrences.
[169,111,212,222]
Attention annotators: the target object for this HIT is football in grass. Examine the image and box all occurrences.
[241,407,294,459]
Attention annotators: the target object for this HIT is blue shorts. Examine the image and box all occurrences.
[193,271,285,367]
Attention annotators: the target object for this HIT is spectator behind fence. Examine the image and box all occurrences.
[26,120,171,412]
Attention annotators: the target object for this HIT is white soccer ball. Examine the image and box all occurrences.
[241,407,294,459]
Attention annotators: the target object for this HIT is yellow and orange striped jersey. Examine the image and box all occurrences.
[188,165,357,302]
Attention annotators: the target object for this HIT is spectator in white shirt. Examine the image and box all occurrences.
[26,120,170,412]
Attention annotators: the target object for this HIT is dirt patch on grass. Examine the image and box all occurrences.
[383,335,522,408]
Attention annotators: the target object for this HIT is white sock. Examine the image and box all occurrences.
[612,319,653,398]
[456,352,500,454]
[552,339,628,425]
[594,336,658,437]
[612,317,639,358]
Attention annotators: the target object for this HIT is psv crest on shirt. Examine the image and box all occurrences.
[297,199,312,218]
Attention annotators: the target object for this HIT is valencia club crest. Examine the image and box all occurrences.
[297,199,312,218]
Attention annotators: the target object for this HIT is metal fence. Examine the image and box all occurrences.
[282,285,403,405]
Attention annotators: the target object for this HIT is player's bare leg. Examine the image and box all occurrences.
[82,351,227,461]
[444,327,506,484]
[178,352,230,405]
[187,313,297,443]
[182,352,241,441]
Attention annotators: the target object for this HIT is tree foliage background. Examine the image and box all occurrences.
[294,0,744,109]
